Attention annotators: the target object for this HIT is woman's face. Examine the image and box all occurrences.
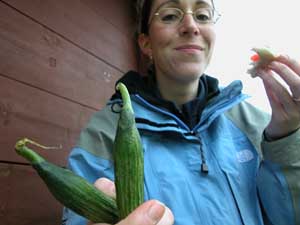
[139,0,216,85]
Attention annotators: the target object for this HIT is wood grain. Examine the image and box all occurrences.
[0,2,125,110]
[0,75,95,165]
[2,0,138,72]
[0,162,63,225]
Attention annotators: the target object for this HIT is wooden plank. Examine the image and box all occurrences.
[0,75,95,166]
[82,0,136,36]
[3,0,138,72]
[0,162,63,225]
[0,2,125,110]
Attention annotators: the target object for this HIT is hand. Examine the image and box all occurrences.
[257,54,300,139]
[87,178,174,225]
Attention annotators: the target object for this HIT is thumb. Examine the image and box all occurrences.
[117,200,174,225]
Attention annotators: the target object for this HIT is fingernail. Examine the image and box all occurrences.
[268,61,277,69]
[109,182,115,193]
[147,201,165,223]
[281,54,290,60]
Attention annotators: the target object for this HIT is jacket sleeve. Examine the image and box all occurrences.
[225,101,300,225]
[62,106,119,225]
[258,129,300,225]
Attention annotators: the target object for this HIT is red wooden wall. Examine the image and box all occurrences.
[0,0,137,224]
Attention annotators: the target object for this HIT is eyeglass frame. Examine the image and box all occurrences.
[148,6,221,27]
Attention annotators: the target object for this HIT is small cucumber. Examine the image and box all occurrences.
[113,82,144,219]
[15,139,119,224]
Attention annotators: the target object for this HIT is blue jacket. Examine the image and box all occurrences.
[62,79,300,225]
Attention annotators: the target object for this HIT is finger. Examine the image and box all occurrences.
[262,76,282,111]
[94,178,116,199]
[268,60,300,97]
[87,200,174,225]
[87,178,115,225]
[157,206,174,225]
[276,54,300,75]
[117,200,174,225]
[257,69,295,111]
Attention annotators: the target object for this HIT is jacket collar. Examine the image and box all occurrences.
[111,70,220,129]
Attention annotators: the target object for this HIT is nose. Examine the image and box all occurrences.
[178,13,200,36]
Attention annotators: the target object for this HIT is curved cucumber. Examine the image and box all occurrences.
[15,139,119,223]
[113,82,144,219]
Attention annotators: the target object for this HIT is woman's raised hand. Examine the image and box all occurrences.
[87,178,174,225]
[257,54,300,140]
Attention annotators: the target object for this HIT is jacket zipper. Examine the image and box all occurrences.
[190,130,209,174]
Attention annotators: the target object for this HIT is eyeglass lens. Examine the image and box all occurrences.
[157,7,216,25]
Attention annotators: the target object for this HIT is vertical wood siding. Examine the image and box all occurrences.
[0,0,137,224]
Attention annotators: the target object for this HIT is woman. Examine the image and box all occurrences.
[63,0,300,224]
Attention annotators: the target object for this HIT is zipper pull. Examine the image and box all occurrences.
[201,163,209,173]
[189,131,209,174]
[198,136,209,174]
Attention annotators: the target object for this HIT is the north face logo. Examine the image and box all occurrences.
[236,149,254,163]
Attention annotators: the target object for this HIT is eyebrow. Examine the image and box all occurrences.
[195,0,212,7]
[155,0,212,10]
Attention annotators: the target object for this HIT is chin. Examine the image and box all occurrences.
[175,64,205,79]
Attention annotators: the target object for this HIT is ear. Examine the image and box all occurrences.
[138,33,152,57]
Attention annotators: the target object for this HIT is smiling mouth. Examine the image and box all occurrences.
[175,45,204,53]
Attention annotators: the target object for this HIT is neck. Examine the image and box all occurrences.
[156,74,199,107]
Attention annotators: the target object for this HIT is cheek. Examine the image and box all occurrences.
[149,24,174,49]
[204,28,216,50]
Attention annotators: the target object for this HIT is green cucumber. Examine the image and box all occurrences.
[15,139,119,224]
[113,82,144,219]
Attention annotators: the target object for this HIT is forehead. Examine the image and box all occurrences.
[152,0,213,9]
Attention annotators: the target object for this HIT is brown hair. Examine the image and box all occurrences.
[140,0,154,34]
[134,0,154,35]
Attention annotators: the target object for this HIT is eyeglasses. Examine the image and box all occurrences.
[149,7,221,26]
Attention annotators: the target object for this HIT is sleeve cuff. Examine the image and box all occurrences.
[261,128,300,165]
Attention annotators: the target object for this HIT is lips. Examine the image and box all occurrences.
[175,44,204,51]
